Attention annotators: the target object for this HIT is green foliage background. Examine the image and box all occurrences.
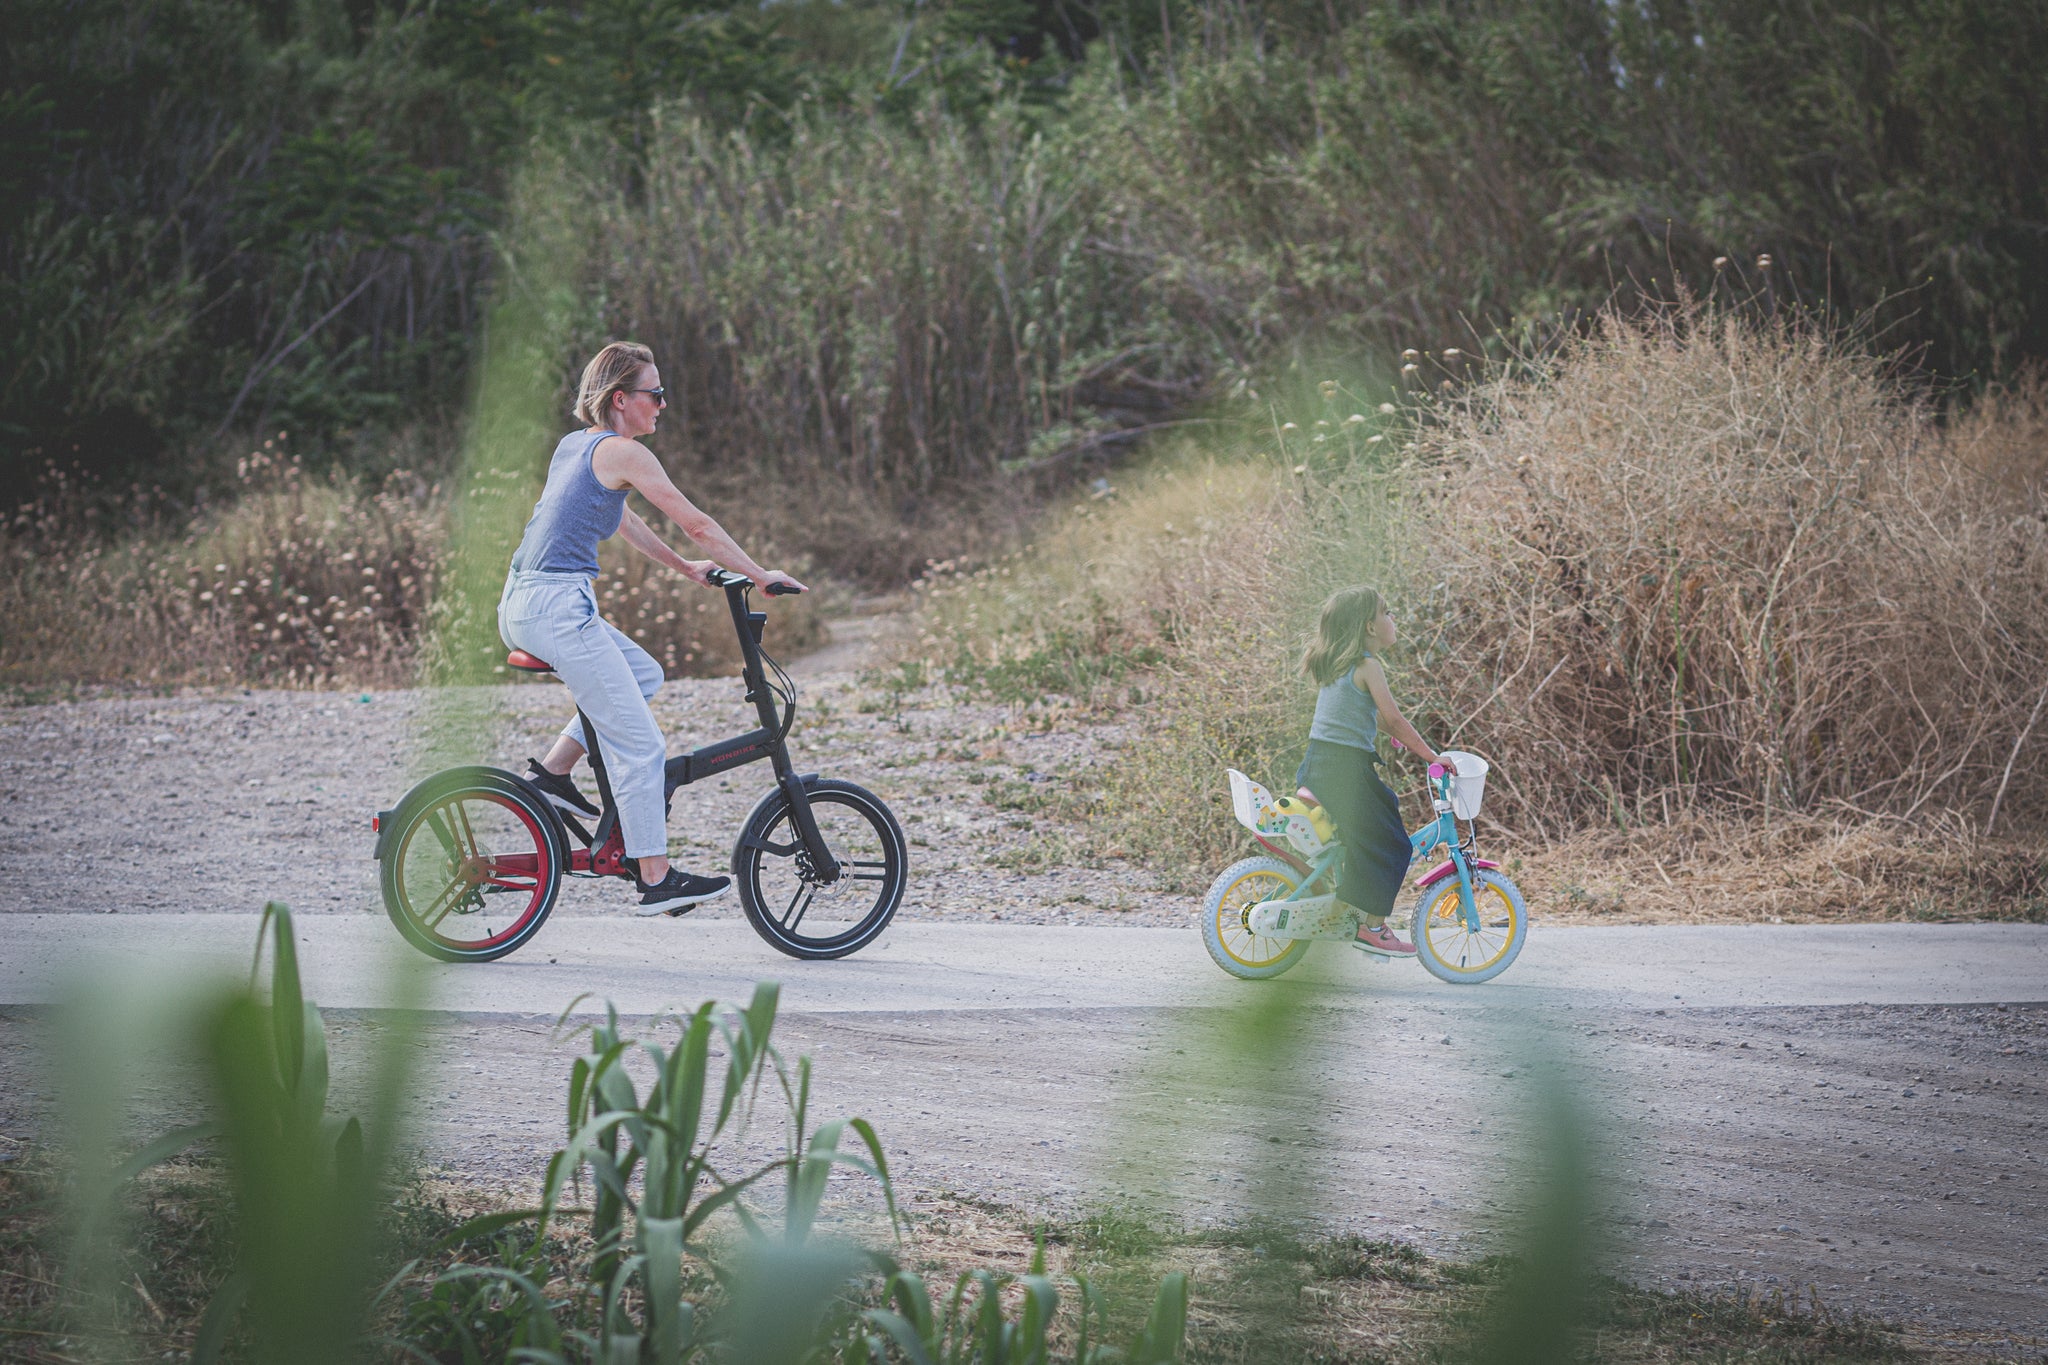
[5,0,2044,528]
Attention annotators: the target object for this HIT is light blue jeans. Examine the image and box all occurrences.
[498,570,667,858]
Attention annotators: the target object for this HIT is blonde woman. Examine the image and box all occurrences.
[499,341,805,915]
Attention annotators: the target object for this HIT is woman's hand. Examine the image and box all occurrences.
[679,559,717,586]
[761,570,808,594]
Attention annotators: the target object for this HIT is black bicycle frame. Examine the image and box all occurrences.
[570,572,840,882]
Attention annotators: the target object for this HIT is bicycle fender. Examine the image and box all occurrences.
[1414,856,1500,889]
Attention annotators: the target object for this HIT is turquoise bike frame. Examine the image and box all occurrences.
[1276,769,1481,932]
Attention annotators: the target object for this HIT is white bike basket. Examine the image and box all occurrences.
[1436,750,1490,820]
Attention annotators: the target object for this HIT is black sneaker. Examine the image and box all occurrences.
[525,759,600,821]
[634,868,732,917]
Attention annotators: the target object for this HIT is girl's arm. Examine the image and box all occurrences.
[617,508,713,584]
[595,438,805,592]
[1356,657,1457,773]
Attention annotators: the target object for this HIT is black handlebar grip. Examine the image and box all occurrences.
[764,581,802,596]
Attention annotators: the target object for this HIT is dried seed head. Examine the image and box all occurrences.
[1345,413,1367,424]
[1402,349,1420,362]
[1402,364,1419,375]
[1379,402,1397,415]
[1442,348,1463,359]
[1757,253,1773,269]
[1318,380,1339,399]
[1280,422,1299,432]
[1713,256,1729,270]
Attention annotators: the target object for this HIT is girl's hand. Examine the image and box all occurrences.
[1433,753,1459,776]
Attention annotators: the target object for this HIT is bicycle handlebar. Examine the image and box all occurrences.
[704,568,803,595]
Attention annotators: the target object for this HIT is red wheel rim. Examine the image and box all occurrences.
[394,790,553,952]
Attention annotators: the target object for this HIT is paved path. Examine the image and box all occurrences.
[7,915,2046,1014]
[3,918,2045,1351]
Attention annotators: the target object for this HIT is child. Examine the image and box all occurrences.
[1296,585,1456,955]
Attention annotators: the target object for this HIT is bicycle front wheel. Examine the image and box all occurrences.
[379,767,565,963]
[1409,869,1527,985]
[733,779,907,959]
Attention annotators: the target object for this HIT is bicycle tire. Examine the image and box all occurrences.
[1200,855,1311,980]
[378,766,566,963]
[733,778,907,959]
[1409,869,1527,985]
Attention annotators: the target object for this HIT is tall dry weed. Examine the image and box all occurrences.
[1,447,441,689]
[1416,311,2048,838]
[0,446,824,690]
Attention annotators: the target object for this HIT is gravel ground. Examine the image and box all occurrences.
[0,620,1185,925]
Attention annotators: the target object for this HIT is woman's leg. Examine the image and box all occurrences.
[547,620,663,775]
[520,606,671,867]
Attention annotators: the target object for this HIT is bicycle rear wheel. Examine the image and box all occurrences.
[733,779,906,959]
[379,767,565,962]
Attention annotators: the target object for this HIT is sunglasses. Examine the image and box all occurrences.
[624,386,667,404]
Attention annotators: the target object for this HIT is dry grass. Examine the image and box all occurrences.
[0,443,829,692]
[1414,309,2048,840]
[1515,815,2048,925]
[0,445,440,690]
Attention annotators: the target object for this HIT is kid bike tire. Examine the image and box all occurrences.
[378,766,567,963]
[733,778,907,960]
[1409,869,1527,985]
[1200,855,1312,980]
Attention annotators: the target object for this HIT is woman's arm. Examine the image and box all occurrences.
[1356,658,1456,773]
[617,509,713,584]
[595,438,805,591]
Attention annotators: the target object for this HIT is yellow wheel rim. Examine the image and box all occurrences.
[1421,880,1519,976]
[1215,867,1301,968]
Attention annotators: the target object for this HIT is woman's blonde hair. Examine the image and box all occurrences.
[1302,585,1383,686]
[573,341,656,428]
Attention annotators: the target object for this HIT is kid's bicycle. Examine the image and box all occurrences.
[372,570,907,963]
[1200,753,1527,985]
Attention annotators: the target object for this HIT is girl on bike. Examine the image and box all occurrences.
[499,341,805,916]
[1297,585,1455,955]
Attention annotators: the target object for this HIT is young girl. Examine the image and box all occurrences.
[1297,585,1456,955]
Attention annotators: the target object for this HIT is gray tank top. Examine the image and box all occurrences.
[1309,653,1378,753]
[509,430,630,578]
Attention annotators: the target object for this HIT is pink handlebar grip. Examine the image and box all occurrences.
[1428,763,1447,779]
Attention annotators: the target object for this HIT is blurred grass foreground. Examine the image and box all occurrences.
[3,904,1949,1364]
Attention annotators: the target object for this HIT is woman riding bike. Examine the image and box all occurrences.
[499,341,805,916]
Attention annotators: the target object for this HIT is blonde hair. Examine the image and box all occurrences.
[573,341,656,428]
[1302,585,1383,686]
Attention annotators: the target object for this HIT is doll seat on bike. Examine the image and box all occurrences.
[506,650,555,674]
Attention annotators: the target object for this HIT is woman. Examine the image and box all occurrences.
[499,341,805,915]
